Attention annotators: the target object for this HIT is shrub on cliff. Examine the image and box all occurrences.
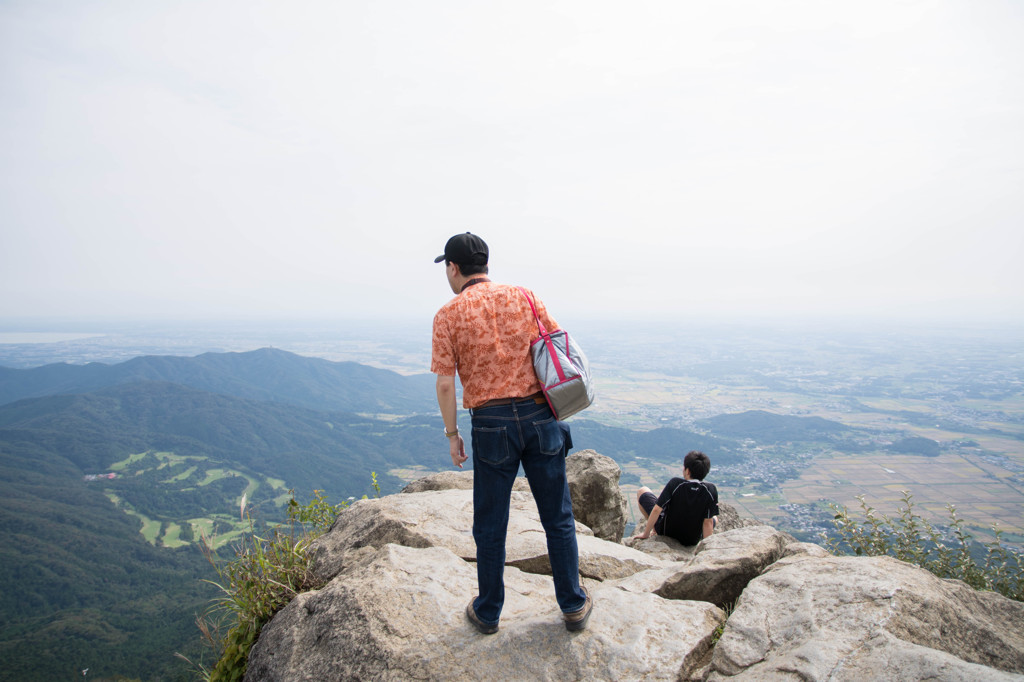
[183,476,378,681]
[825,490,1023,602]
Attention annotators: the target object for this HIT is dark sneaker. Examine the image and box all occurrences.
[563,587,592,632]
[466,599,498,635]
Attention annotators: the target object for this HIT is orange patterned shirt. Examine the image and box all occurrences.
[431,281,559,409]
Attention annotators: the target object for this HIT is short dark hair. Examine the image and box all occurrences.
[448,260,489,276]
[684,450,711,480]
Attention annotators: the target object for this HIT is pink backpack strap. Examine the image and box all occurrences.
[519,286,566,382]
[517,286,548,335]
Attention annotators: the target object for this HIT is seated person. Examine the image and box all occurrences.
[633,450,718,546]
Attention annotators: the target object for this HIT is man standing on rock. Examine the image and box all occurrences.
[431,232,592,635]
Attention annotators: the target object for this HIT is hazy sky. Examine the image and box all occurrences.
[2,1,1022,325]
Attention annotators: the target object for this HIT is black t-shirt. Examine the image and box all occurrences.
[655,477,719,546]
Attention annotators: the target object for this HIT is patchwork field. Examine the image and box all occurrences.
[782,451,1024,543]
[101,450,292,549]
[578,326,1024,549]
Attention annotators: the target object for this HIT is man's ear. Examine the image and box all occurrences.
[449,262,461,277]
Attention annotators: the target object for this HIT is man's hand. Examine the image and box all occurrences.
[633,503,661,540]
[449,433,467,468]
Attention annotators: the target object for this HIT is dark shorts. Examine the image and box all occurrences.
[638,492,664,534]
[638,491,658,516]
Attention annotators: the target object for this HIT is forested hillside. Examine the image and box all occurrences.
[696,409,851,443]
[0,370,447,681]
[0,381,446,496]
[0,432,213,681]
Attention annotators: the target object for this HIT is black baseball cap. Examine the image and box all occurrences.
[434,232,489,265]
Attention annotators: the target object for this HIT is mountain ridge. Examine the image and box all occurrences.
[0,347,436,414]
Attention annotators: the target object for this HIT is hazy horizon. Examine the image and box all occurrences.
[2,312,1023,376]
[3,309,1024,333]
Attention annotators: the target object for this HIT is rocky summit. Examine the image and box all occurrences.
[244,450,1024,681]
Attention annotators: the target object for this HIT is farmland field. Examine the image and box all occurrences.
[572,321,1024,547]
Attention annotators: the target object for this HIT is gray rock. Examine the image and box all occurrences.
[623,532,701,562]
[651,522,786,602]
[717,502,764,532]
[400,469,474,493]
[309,488,661,585]
[780,541,831,559]
[515,531,667,581]
[611,526,791,607]
[658,526,789,606]
[400,469,531,493]
[245,543,725,682]
[708,554,1024,680]
[566,449,629,543]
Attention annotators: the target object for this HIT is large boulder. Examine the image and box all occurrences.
[309,489,662,585]
[400,469,531,493]
[245,543,725,682]
[623,532,701,562]
[716,502,765,533]
[402,451,629,543]
[614,525,792,607]
[659,525,791,605]
[565,449,629,542]
[708,554,1024,680]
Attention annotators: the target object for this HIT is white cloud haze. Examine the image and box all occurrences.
[2,0,1022,324]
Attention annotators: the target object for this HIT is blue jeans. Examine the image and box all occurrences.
[469,398,587,626]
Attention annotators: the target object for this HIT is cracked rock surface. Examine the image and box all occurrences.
[707,554,1024,681]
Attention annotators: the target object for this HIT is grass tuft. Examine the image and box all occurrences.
[181,475,380,681]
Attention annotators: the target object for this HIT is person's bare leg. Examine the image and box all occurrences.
[636,487,653,520]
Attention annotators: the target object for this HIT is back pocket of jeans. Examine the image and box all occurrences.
[472,425,510,466]
[532,417,564,456]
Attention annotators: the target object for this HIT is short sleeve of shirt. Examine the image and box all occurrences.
[430,309,457,376]
[656,477,685,508]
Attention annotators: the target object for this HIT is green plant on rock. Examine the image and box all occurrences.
[709,600,735,647]
[187,482,375,682]
[824,490,1023,602]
